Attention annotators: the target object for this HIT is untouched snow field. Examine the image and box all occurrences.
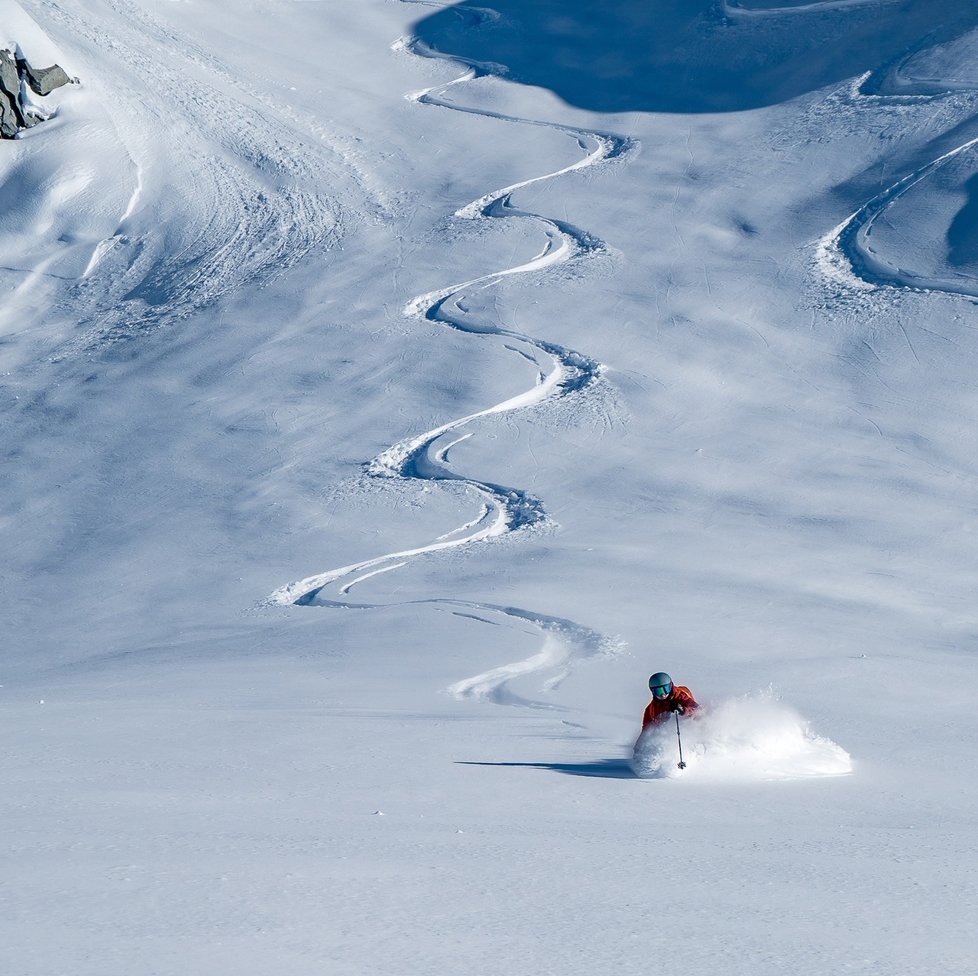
[4,0,978,973]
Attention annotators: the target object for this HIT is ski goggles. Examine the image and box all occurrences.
[651,683,673,699]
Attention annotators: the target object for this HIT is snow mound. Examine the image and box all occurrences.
[631,691,852,781]
[0,2,67,68]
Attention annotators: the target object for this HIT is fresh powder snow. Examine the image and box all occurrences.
[3,1,978,974]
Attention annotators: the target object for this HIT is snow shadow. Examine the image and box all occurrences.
[412,0,978,114]
[458,759,637,779]
[947,171,978,267]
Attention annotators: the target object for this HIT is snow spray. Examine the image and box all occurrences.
[632,689,852,781]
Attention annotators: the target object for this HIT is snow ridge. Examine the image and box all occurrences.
[269,2,632,700]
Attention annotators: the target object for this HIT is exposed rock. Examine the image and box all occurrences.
[0,96,18,139]
[0,47,72,138]
[0,49,24,137]
[18,59,70,97]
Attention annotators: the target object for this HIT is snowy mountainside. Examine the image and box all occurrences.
[4,1,978,974]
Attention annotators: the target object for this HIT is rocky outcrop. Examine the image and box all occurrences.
[0,47,72,138]
[0,50,23,137]
[19,58,70,97]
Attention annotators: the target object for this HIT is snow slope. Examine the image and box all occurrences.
[4,1,978,973]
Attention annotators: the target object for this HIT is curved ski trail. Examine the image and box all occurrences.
[271,7,632,701]
[818,45,978,298]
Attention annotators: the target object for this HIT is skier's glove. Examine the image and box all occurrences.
[671,704,685,715]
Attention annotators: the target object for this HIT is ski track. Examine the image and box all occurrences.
[270,2,633,703]
[722,0,881,15]
[298,596,617,709]
[818,38,978,298]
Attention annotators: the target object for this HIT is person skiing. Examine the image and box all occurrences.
[639,672,698,733]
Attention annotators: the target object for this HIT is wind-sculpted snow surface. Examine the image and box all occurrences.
[861,30,978,98]
[271,5,630,698]
[632,692,853,781]
[14,0,342,348]
[819,30,978,297]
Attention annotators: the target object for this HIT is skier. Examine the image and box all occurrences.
[639,672,698,734]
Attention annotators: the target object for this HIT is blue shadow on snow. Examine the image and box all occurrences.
[413,0,978,114]
[457,759,637,779]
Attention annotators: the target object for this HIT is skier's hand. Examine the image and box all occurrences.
[671,703,685,715]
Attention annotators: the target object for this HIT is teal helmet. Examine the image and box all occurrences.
[649,672,674,699]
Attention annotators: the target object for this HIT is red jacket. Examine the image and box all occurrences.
[641,686,698,730]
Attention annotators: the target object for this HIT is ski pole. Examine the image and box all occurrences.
[675,709,686,770]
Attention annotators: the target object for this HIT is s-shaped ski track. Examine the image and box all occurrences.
[268,4,632,701]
